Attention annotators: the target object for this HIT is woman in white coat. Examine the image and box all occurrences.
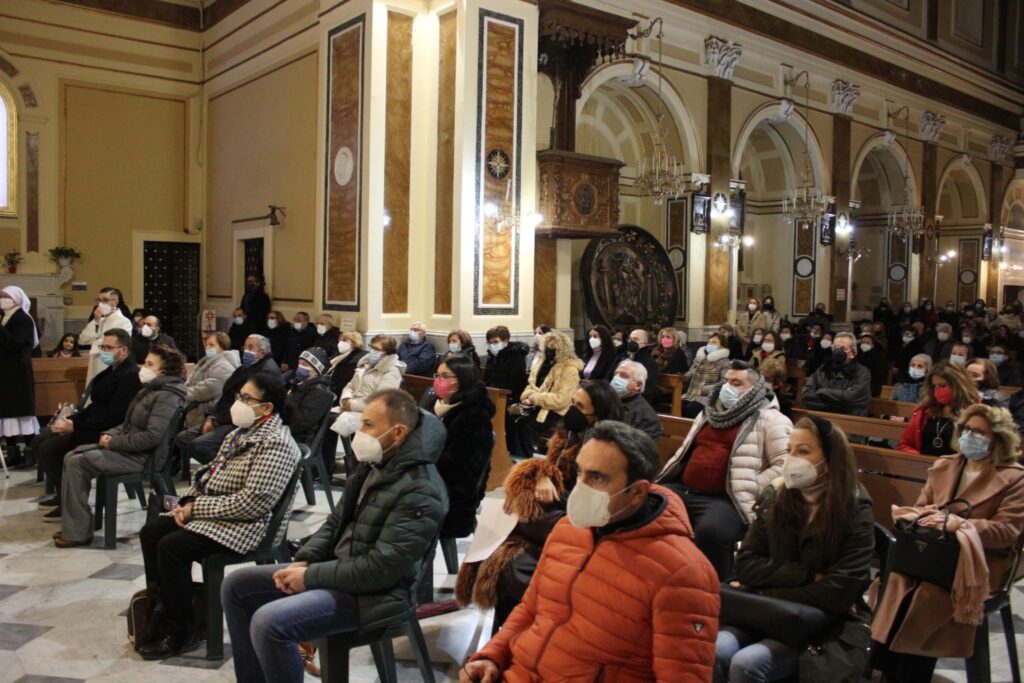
[331,334,406,437]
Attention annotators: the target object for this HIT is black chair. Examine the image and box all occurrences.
[299,394,338,511]
[94,406,186,550]
[201,443,310,660]
[177,401,200,482]
[316,540,438,683]
[440,432,496,575]
[965,539,1023,683]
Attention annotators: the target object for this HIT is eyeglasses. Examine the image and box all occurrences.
[961,426,992,439]
[235,392,266,406]
[99,344,123,352]
[434,372,457,380]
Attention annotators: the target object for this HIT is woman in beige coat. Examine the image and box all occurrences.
[870,403,1024,681]
[330,334,406,437]
[508,330,582,458]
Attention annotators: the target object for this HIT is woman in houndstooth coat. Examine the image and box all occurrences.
[137,372,301,660]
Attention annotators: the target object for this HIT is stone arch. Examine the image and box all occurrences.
[936,155,988,223]
[731,100,830,192]
[850,132,919,206]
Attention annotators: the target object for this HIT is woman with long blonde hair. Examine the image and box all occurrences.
[897,360,978,455]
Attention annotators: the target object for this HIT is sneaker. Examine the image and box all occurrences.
[38,496,60,508]
[42,507,62,522]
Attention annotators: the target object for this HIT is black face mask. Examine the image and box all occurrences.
[832,348,848,366]
[545,347,556,362]
[627,340,640,354]
[562,405,591,434]
[763,302,773,311]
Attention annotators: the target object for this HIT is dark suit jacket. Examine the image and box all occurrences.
[70,357,142,444]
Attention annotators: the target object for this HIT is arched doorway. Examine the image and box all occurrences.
[934,157,988,306]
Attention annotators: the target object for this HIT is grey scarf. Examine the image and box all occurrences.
[705,376,767,429]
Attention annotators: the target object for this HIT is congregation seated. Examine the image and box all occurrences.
[331,334,406,437]
[175,333,280,466]
[966,358,1009,409]
[989,343,1021,387]
[682,333,730,418]
[138,372,301,660]
[523,323,551,373]
[460,421,719,682]
[580,324,617,380]
[897,360,978,455]
[891,353,932,403]
[760,362,792,418]
[856,330,889,397]
[658,361,791,579]
[894,325,925,375]
[870,404,1024,681]
[741,327,765,361]
[397,321,437,376]
[436,328,481,370]
[36,328,141,514]
[508,330,581,459]
[801,332,872,416]
[264,310,289,366]
[312,313,340,358]
[611,360,662,439]
[324,330,367,397]
[950,341,972,366]
[625,327,661,403]
[800,302,834,330]
[222,389,446,682]
[54,344,188,547]
[717,416,874,683]
[779,324,802,359]
[749,330,785,372]
[427,354,495,542]
[803,328,833,375]
[652,326,689,374]
[282,347,334,445]
[737,296,780,339]
[183,331,239,429]
[228,307,252,351]
[717,322,744,360]
[927,322,956,362]
[457,380,626,631]
[282,311,315,372]
[130,314,177,364]
[483,324,529,398]
[48,332,80,358]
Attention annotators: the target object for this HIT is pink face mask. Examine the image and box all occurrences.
[433,376,456,400]
[660,337,673,349]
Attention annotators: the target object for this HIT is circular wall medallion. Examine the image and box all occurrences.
[486,148,511,180]
[888,263,907,282]
[575,183,597,215]
[959,269,977,286]
[794,256,815,278]
[667,246,686,271]
[333,147,354,187]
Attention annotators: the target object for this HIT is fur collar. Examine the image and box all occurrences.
[695,346,730,364]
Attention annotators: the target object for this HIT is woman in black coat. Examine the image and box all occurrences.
[431,354,496,539]
[0,286,40,458]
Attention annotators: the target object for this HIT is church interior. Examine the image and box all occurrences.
[2,0,1024,681]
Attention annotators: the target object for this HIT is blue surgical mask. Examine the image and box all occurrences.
[991,353,1006,365]
[719,382,741,409]
[705,344,719,355]
[409,331,421,343]
[448,342,461,353]
[295,366,310,379]
[610,375,630,396]
[242,350,256,365]
[908,367,925,380]
[959,432,990,461]
[205,348,217,359]
[233,316,244,326]
[367,350,382,365]
[99,351,116,366]
[489,342,504,355]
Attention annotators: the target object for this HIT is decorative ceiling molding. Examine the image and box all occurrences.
[767,98,795,123]
[921,111,946,143]
[991,135,1011,164]
[830,79,860,117]
[704,35,742,80]
[47,0,252,32]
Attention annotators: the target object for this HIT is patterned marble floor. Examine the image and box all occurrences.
[0,466,1021,682]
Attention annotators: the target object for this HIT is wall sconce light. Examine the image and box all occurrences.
[710,192,733,220]
[231,205,287,226]
[836,212,853,236]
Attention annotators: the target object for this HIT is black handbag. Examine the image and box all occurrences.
[719,584,832,648]
[890,498,972,591]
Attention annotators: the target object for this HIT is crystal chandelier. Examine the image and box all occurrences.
[887,106,925,240]
[782,71,831,229]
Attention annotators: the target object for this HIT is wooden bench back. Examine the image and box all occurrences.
[882,383,1020,399]
[656,414,692,467]
[656,373,684,416]
[791,407,905,442]
[869,398,917,418]
[32,357,89,415]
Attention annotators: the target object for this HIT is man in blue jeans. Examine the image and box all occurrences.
[221,389,448,683]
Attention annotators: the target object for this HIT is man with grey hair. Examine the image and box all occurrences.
[657,360,791,579]
[626,328,661,403]
[313,313,341,357]
[926,322,955,363]
[612,360,662,439]
[801,330,872,416]
[398,321,437,376]
[131,313,178,364]
[174,333,281,466]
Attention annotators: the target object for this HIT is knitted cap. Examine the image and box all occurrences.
[299,347,328,375]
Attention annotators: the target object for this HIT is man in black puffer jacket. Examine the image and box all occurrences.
[221,389,448,683]
[483,325,529,400]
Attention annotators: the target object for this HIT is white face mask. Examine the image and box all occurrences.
[140,324,154,339]
[588,336,601,349]
[267,319,278,330]
[98,302,113,317]
[962,336,973,344]
[752,334,763,344]
[351,427,395,464]
[747,303,757,312]
[293,322,305,332]
[937,332,949,342]
[950,354,966,365]
[338,340,352,354]
[534,333,544,348]
[233,316,244,326]
[230,400,259,429]
[859,343,873,353]
[612,339,623,348]
[566,480,631,528]
[780,333,792,341]
[138,367,158,384]
[0,298,14,311]
[761,342,775,354]
[820,339,833,350]
[316,324,328,336]
[782,456,822,490]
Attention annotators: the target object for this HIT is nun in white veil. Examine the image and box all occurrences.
[0,286,40,459]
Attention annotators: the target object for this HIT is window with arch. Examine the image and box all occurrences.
[0,81,15,216]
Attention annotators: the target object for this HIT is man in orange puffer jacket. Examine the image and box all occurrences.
[460,421,721,683]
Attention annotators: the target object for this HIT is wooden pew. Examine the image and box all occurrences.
[32,357,89,416]
[869,398,917,419]
[786,360,807,404]
[402,374,513,491]
[882,383,1020,400]
[852,443,933,524]
[656,373,684,416]
[656,414,692,467]
[791,408,905,442]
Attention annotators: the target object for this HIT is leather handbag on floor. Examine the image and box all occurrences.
[890,498,972,591]
[719,584,832,648]
[127,589,163,650]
